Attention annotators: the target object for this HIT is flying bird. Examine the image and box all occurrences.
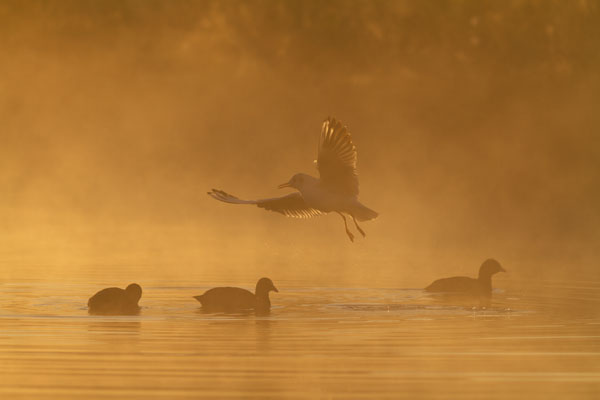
[208,117,378,241]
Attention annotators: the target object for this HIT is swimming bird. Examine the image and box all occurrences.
[194,277,278,314]
[425,259,505,297]
[88,283,142,315]
[208,117,378,241]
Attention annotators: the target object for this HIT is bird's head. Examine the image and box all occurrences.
[255,277,278,295]
[278,173,311,190]
[125,283,143,303]
[478,259,506,279]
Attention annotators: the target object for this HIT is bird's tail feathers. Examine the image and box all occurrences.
[353,203,378,221]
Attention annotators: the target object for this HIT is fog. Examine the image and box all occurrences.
[1,0,599,285]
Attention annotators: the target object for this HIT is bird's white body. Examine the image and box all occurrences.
[208,117,378,241]
[288,173,375,221]
[292,174,346,211]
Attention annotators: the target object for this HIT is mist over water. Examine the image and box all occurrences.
[2,1,600,284]
[1,2,600,398]
[2,1,599,286]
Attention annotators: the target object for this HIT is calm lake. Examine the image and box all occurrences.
[1,271,599,399]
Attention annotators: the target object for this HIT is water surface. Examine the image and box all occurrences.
[1,278,599,399]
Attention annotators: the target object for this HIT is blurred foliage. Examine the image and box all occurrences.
[1,0,599,82]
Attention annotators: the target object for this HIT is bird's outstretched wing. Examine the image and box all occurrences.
[316,117,359,196]
[208,189,324,218]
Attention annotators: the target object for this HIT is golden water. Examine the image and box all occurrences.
[1,274,599,399]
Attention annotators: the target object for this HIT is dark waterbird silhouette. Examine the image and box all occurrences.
[194,278,278,314]
[208,117,378,242]
[88,283,142,315]
[425,259,506,297]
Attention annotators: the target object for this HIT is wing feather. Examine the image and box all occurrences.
[316,117,359,196]
[208,189,324,219]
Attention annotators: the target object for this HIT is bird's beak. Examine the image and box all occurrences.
[272,285,279,293]
[278,182,291,189]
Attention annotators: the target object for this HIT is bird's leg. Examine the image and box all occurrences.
[351,215,366,238]
[336,212,354,242]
